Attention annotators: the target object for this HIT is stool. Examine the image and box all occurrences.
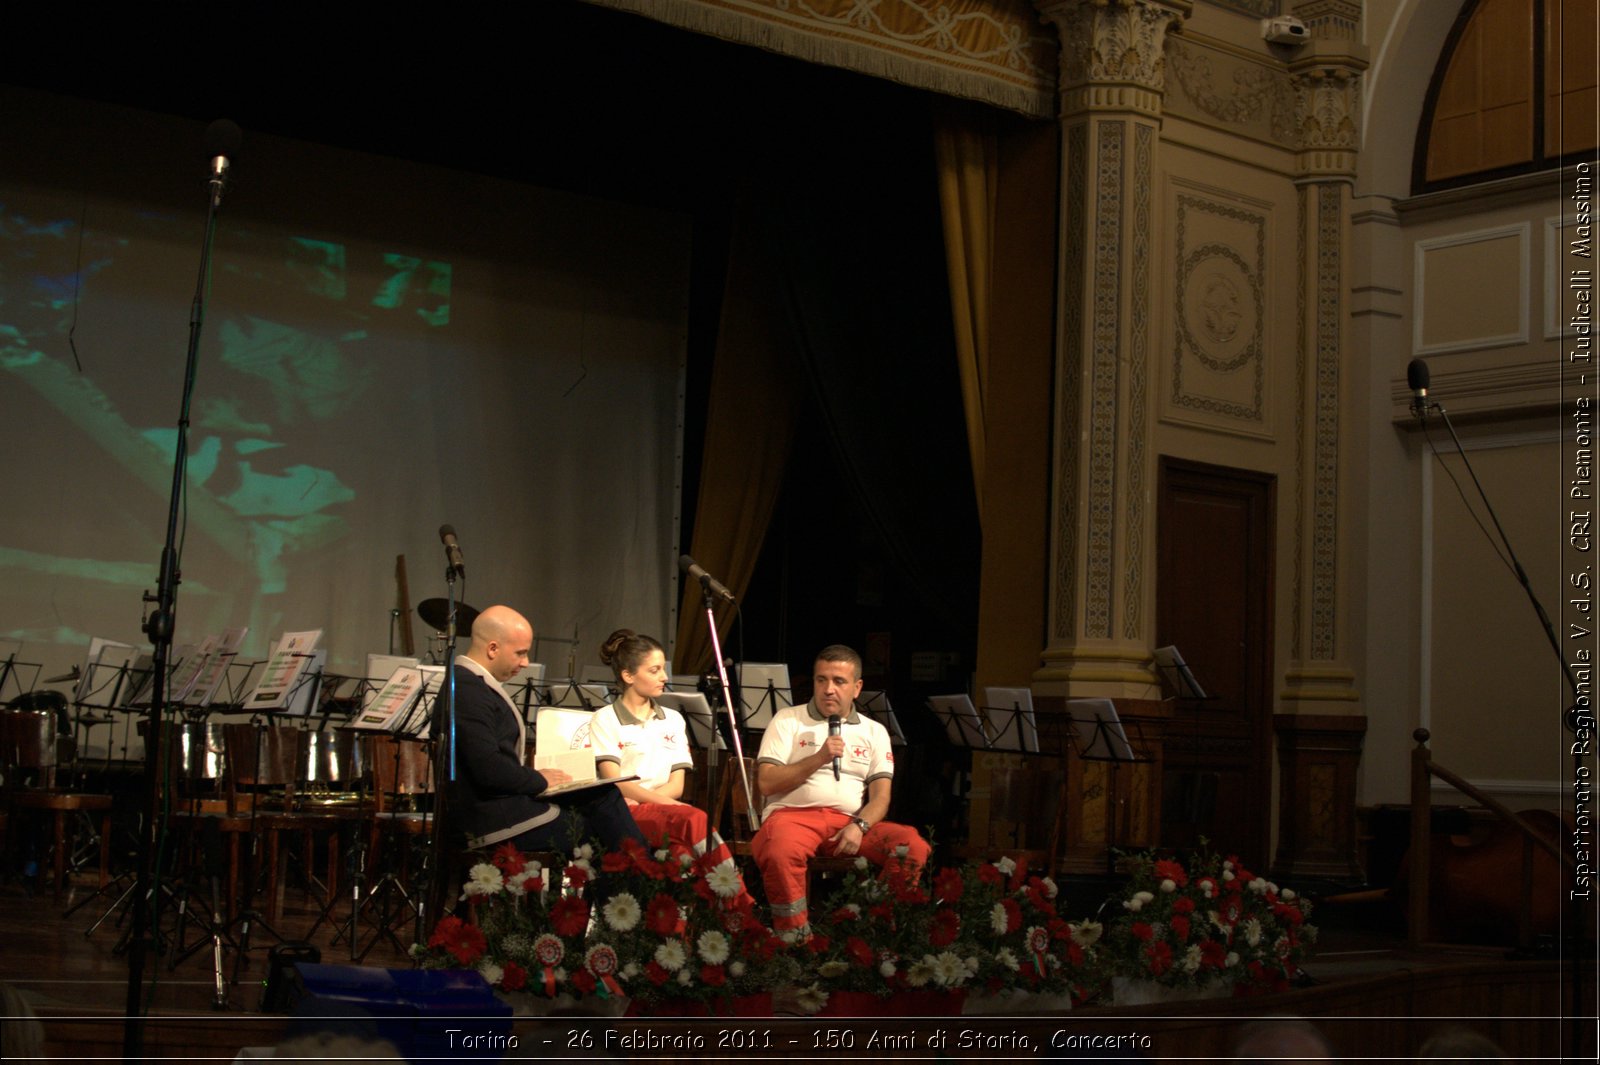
[11,790,113,898]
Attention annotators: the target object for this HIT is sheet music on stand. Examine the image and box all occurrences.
[544,678,609,711]
[75,637,139,706]
[657,691,725,751]
[1152,645,1210,701]
[392,664,447,737]
[244,630,324,713]
[856,690,907,746]
[352,665,429,731]
[735,662,791,731]
[928,693,990,750]
[1066,698,1150,764]
[185,627,250,707]
[981,686,1041,754]
[0,642,41,703]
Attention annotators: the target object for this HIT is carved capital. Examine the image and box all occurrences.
[1290,62,1363,179]
[1038,0,1192,101]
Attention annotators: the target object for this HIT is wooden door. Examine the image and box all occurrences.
[1156,458,1275,867]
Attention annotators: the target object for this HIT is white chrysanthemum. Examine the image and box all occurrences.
[795,984,828,1013]
[1198,878,1216,898]
[843,903,861,917]
[1135,890,1155,903]
[1124,897,1144,912]
[964,956,980,975]
[654,847,671,861]
[461,863,503,898]
[622,961,640,979]
[1224,952,1239,968]
[894,843,909,858]
[706,864,743,899]
[1041,877,1059,899]
[905,960,933,988]
[1209,911,1229,933]
[603,892,641,932]
[1281,888,1296,901]
[696,929,731,965]
[854,856,869,871]
[996,948,1020,972]
[679,852,695,868]
[676,968,692,985]
[1182,945,1202,974]
[729,960,746,978]
[573,843,594,862]
[779,928,806,946]
[1160,878,1178,894]
[931,951,966,986]
[995,856,1017,876]
[879,959,897,979]
[653,939,687,972]
[818,960,849,978]
[1070,921,1102,948]
[990,902,1011,933]
[1222,869,1235,881]
[477,960,503,987]
[1243,918,1263,947]
[1249,878,1269,894]
[504,872,530,897]
[1223,859,1234,871]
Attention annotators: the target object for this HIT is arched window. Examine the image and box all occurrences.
[1415,0,1596,191]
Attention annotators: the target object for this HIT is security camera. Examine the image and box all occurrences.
[1261,15,1310,45]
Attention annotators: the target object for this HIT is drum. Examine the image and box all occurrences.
[364,734,433,798]
[1,709,57,768]
[136,719,228,784]
[223,723,305,788]
[303,728,368,787]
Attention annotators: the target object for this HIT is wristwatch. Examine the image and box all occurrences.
[852,817,871,834]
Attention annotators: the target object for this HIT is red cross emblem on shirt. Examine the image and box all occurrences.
[852,745,868,758]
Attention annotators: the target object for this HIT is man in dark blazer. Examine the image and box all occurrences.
[450,604,644,854]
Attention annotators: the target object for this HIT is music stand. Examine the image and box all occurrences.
[1066,697,1152,875]
[928,693,990,750]
[855,690,907,746]
[1152,646,1210,701]
[734,662,791,732]
[657,692,725,753]
[981,686,1040,754]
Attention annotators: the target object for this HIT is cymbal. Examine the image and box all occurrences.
[417,597,479,636]
[44,666,81,684]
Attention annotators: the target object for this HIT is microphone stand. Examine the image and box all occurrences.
[421,567,461,937]
[1418,400,1583,721]
[695,581,760,832]
[125,137,231,1058]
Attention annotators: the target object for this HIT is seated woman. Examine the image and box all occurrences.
[589,630,747,888]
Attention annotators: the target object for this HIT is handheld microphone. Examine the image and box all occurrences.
[828,715,842,781]
[679,554,735,603]
[1407,358,1430,419]
[439,524,466,578]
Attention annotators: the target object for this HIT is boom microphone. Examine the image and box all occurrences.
[679,554,735,603]
[439,524,466,579]
[204,119,242,207]
[1407,358,1430,419]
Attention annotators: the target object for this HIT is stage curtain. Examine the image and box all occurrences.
[673,218,801,674]
[934,113,997,516]
[584,0,1057,118]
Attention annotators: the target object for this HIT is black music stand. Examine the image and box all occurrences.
[1065,698,1153,877]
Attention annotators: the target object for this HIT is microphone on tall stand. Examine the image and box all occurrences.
[439,525,466,579]
[828,715,841,781]
[680,555,735,603]
[204,119,242,208]
[1407,358,1431,420]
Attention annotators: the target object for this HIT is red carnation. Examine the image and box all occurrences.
[933,867,964,904]
[929,908,961,947]
[807,934,831,955]
[1130,921,1154,942]
[571,969,596,994]
[846,936,874,968]
[550,896,590,938]
[977,863,1003,886]
[602,850,631,873]
[1000,898,1023,934]
[563,864,590,891]
[645,961,670,986]
[1153,859,1188,887]
[1145,940,1173,977]
[490,842,526,879]
[1199,939,1226,970]
[500,961,528,991]
[700,964,726,987]
[1170,914,1191,941]
[1172,896,1196,914]
[427,915,487,967]
[645,893,682,936]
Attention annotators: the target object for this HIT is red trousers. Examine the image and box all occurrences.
[629,802,755,909]
[750,807,930,931]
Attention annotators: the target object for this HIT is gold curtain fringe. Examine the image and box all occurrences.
[587,0,1056,119]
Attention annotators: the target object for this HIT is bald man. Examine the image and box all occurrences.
[449,605,645,854]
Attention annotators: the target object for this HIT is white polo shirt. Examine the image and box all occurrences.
[756,701,893,815]
[589,699,692,791]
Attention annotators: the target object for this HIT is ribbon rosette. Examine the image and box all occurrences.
[1025,925,1051,976]
[585,944,625,998]
[533,933,565,997]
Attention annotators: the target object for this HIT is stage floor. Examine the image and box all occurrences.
[0,858,1591,1062]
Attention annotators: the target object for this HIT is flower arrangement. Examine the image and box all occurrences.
[1100,847,1316,997]
[936,855,1102,1005]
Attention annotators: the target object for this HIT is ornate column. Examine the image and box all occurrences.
[1274,0,1370,879]
[1034,0,1192,699]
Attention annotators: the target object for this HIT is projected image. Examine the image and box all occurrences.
[0,94,690,693]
